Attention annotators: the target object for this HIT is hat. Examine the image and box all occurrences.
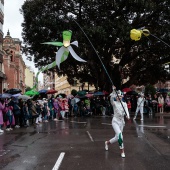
[117,90,123,97]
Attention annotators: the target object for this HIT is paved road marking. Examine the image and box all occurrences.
[70,121,87,124]
[101,123,112,126]
[52,152,65,170]
[86,131,94,142]
[138,125,166,128]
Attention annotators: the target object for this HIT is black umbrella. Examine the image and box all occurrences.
[126,91,138,96]
[6,88,22,94]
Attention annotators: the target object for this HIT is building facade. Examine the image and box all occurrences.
[54,74,95,95]
[43,71,55,90]
[25,66,35,88]
[3,31,26,93]
[0,0,5,93]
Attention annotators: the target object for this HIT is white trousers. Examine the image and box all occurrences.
[102,107,106,115]
[135,106,143,119]
[109,121,124,149]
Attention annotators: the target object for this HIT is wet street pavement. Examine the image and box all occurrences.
[0,113,170,170]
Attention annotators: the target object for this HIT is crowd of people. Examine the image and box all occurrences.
[0,90,170,133]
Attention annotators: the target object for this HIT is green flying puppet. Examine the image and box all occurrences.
[42,30,86,69]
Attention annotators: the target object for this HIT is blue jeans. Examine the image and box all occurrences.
[7,115,13,128]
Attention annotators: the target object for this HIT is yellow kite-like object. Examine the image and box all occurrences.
[130,29,150,41]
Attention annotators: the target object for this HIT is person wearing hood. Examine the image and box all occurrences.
[105,86,130,158]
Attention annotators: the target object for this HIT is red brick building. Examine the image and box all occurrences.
[3,31,26,93]
[0,0,6,93]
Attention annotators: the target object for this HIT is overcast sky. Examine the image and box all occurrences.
[3,0,43,83]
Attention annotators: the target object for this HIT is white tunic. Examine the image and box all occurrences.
[137,97,145,107]
[110,92,130,126]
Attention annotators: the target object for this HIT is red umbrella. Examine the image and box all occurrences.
[122,88,132,93]
[46,89,58,94]
[103,91,109,95]
[85,93,94,98]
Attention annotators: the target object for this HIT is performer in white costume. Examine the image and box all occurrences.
[133,93,145,121]
[105,86,130,158]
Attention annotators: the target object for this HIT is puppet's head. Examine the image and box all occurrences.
[63,30,72,47]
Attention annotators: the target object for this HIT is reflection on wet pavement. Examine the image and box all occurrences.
[133,114,170,143]
[133,120,144,137]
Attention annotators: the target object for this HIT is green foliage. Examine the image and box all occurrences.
[71,89,77,96]
[145,84,156,97]
[21,0,170,91]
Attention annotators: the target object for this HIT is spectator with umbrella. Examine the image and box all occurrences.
[64,98,69,118]
[18,99,24,127]
[30,100,39,125]
[5,104,14,131]
[48,97,55,120]
[79,100,86,117]
[8,97,21,128]
[42,98,50,122]
[53,98,60,121]
[0,98,5,133]
[22,102,30,127]
[71,97,80,117]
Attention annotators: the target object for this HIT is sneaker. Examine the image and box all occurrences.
[6,128,10,131]
[121,152,125,158]
[105,141,108,151]
[10,128,13,130]
[44,120,48,122]
[15,125,20,128]
[140,119,143,121]
[0,129,4,133]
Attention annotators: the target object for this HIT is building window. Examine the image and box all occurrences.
[10,55,13,62]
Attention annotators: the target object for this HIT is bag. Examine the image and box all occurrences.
[158,104,162,108]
